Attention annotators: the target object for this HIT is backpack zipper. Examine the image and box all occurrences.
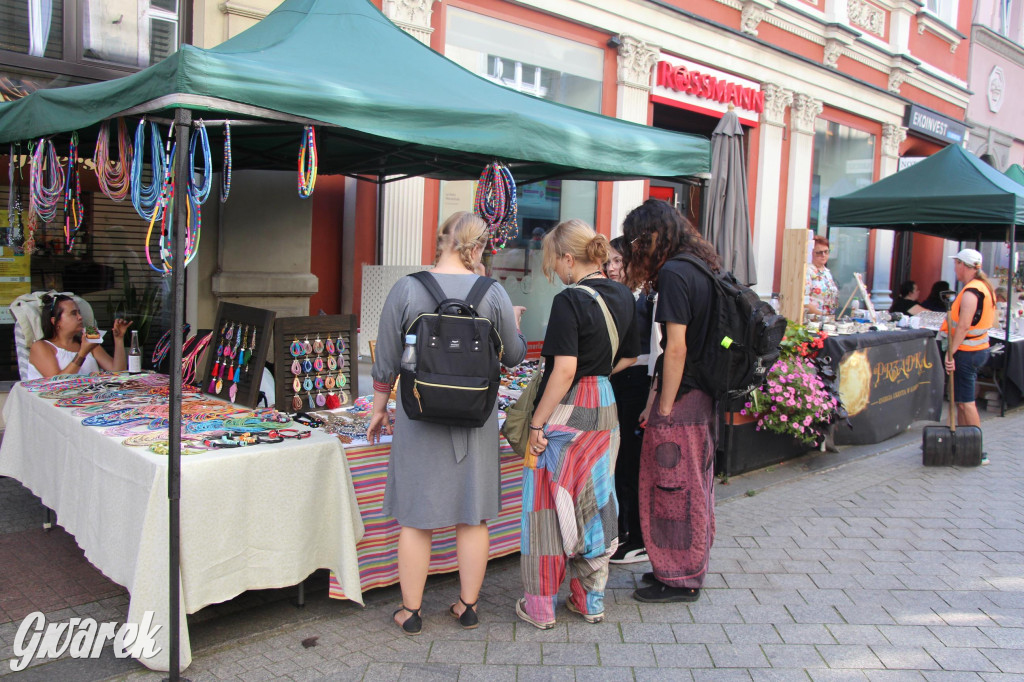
[414,379,487,391]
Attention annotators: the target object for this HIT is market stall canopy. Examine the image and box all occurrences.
[0,0,709,183]
[827,144,1024,242]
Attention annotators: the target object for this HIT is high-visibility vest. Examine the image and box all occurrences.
[939,279,995,351]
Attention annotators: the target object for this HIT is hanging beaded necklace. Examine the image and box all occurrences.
[94,118,132,202]
[189,120,212,205]
[64,132,83,251]
[221,120,232,203]
[474,161,518,251]
[131,120,167,222]
[145,139,176,273]
[29,138,65,224]
[7,142,25,249]
[297,125,318,198]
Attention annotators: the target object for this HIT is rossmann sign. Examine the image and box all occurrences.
[652,56,763,126]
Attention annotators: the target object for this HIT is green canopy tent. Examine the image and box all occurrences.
[0,1,711,677]
[827,144,1024,242]
[0,0,709,181]
[828,143,1023,415]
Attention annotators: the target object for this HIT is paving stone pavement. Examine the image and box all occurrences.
[2,408,1022,681]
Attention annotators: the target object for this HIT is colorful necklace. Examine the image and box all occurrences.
[131,120,167,222]
[298,125,318,198]
[474,161,518,251]
[29,138,64,223]
[64,132,83,251]
[221,120,232,203]
[95,118,132,202]
[189,120,212,205]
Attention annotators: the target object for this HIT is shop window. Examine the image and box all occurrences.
[809,119,876,303]
[0,185,173,381]
[0,0,64,59]
[81,0,178,67]
[924,0,958,26]
[443,7,603,240]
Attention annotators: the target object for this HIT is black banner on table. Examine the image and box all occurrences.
[833,332,943,445]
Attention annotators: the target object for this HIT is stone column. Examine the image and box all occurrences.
[752,83,792,297]
[211,171,319,318]
[380,0,434,264]
[610,36,660,238]
[785,93,822,233]
[871,123,907,309]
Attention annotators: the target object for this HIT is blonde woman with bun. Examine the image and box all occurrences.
[368,211,527,635]
[515,219,640,630]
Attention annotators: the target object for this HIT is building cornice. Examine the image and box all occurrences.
[971,24,1024,63]
[916,11,965,53]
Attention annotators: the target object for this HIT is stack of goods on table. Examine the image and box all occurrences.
[21,372,312,454]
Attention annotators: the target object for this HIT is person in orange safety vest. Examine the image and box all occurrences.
[939,249,996,459]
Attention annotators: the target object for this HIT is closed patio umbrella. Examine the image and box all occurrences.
[707,106,757,286]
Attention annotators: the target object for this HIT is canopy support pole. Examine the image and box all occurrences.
[1004,223,1017,418]
[168,106,191,681]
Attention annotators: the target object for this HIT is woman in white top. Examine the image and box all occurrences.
[26,294,131,380]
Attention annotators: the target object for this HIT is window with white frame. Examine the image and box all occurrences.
[924,0,958,27]
[81,0,178,67]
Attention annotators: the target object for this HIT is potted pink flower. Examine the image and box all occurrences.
[741,355,839,446]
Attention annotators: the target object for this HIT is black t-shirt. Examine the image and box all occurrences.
[654,257,714,395]
[635,291,654,356]
[890,297,916,315]
[536,278,641,406]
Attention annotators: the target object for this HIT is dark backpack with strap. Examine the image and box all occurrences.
[669,254,787,402]
[399,271,503,428]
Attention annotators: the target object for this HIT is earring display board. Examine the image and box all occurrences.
[274,314,359,413]
[201,303,276,408]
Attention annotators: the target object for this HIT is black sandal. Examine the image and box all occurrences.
[449,597,479,629]
[392,605,422,635]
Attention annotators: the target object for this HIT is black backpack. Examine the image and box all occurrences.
[668,254,787,402]
[399,271,503,428]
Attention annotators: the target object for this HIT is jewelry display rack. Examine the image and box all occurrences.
[201,302,277,408]
[273,314,359,412]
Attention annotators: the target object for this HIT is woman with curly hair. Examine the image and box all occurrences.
[622,198,720,604]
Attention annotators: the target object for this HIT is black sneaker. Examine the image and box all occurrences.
[633,582,701,603]
[610,544,648,564]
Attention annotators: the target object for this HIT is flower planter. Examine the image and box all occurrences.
[716,416,812,477]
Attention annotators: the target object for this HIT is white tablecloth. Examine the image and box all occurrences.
[0,383,364,671]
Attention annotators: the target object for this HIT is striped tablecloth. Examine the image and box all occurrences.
[329,439,523,599]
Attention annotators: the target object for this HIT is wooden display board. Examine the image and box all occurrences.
[201,303,276,408]
[273,314,359,412]
[780,229,811,325]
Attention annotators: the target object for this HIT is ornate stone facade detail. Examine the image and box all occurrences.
[741,1,767,36]
[887,68,907,93]
[382,0,433,27]
[847,0,885,36]
[616,35,660,90]
[762,83,793,127]
[881,123,907,158]
[823,40,842,68]
[790,93,822,134]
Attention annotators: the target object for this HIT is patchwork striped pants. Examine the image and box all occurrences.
[520,376,620,623]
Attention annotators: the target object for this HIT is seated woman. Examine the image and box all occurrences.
[890,280,927,316]
[920,281,951,312]
[27,294,131,380]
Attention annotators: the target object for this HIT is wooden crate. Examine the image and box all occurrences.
[273,314,359,412]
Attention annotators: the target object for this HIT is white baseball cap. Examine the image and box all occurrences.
[951,248,983,268]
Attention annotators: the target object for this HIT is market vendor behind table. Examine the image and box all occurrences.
[804,235,838,317]
[27,293,132,379]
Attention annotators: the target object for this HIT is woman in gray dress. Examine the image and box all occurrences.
[367,211,527,635]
